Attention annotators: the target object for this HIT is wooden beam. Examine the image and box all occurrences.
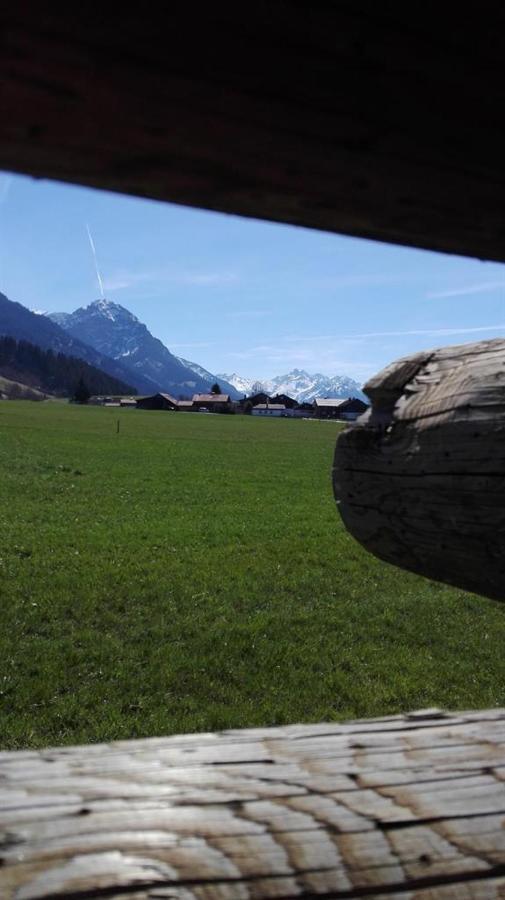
[3,709,505,897]
[2,5,505,261]
[334,338,505,601]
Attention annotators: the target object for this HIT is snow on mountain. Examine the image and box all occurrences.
[0,292,139,390]
[220,369,366,402]
[176,359,240,398]
[266,369,366,403]
[217,373,264,396]
[47,300,240,397]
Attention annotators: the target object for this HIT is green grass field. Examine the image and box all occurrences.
[1,401,505,750]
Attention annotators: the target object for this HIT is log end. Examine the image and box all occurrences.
[333,338,505,601]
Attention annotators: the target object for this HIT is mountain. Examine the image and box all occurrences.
[218,368,367,403]
[175,357,240,399]
[48,299,241,398]
[0,292,149,391]
[0,335,136,397]
[216,372,264,397]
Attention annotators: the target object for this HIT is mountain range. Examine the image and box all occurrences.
[218,370,366,403]
[0,291,365,402]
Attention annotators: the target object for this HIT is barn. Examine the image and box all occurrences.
[136,393,179,411]
[313,397,368,420]
[192,393,231,413]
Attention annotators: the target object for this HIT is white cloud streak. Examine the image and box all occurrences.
[281,323,505,343]
[103,268,238,292]
[85,224,105,300]
[426,281,505,299]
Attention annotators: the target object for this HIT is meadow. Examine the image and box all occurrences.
[1,401,505,750]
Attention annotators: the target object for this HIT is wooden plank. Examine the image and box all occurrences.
[2,5,505,261]
[334,337,505,601]
[3,709,505,897]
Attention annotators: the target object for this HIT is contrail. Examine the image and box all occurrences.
[86,224,105,299]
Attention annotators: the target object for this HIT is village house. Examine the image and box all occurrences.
[136,392,179,411]
[270,393,298,409]
[192,393,231,413]
[251,403,287,417]
[247,392,271,406]
[313,397,368,420]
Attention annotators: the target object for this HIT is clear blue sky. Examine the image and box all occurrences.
[1,170,505,385]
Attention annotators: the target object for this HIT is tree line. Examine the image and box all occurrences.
[0,336,136,398]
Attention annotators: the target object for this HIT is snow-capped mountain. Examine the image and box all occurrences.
[0,292,140,390]
[48,300,240,398]
[266,369,367,403]
[175,358,239,398]
[218,369,367,403]
[216,373,264,396]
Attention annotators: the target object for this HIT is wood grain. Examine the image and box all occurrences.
[2,709,505,897]
[334,337,505,601]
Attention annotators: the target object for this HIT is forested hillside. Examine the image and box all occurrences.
[0,336,136,397]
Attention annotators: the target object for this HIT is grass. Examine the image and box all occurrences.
[1,401,505,750]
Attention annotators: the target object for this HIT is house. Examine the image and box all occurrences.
[136,393,179,411]
[247,392,271,406]
[177,400,195,411]
[270,393,298,409]
[192,393,231,413]
[313,397,368,420]
[251,403,286,417]
[119,397,137,407]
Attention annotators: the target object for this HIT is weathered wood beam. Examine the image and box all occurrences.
[334,338,505,601]
[2,5,505,261]
[3,709,505,897]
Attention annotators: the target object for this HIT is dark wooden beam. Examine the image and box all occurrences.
[2,5,505,260]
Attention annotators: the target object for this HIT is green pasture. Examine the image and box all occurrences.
[1,401,504,749]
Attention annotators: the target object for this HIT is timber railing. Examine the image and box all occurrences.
[2,709,505,897]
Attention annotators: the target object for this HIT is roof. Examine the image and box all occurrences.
[193,394,230,403]
[314,397,352,407]
[177,400,194,407]
[137,392,178,403]
[254,403,286,410]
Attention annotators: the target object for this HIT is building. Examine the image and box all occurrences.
[251,403,286,417]
[270,393,298,409]
[136,393,179,411]
[313,397,368,420]
[177,400,194,411]
[247,392,271,406]
[192,393,231,413]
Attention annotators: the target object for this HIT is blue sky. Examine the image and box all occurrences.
[1,171,505,385]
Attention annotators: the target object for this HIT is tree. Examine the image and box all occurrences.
[211,382,221,394]
[73,377,90,404]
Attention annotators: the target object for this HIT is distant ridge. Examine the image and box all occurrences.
[218,368,366,403]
